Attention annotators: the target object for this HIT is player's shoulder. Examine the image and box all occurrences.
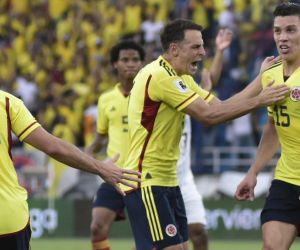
[262,59,283,75]
[0,90,22,104]
[181,75,195,84]
[143,56,177,80]
[99,85,118,101]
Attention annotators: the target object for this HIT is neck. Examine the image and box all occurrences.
[162,53,181,75]
[283,57,300,76]
[119,80,133,95]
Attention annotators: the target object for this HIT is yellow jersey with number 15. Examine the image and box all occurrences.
[122,56,214,191]
[262,61,300,186]
[0,90,40,235]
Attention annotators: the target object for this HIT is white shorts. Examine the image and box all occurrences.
[180,180,207,225]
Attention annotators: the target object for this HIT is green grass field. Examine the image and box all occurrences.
[31,238,300,250]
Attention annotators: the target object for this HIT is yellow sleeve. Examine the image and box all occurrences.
[9,96,40,141]
[182,75,215,103]
[149,75,199,111]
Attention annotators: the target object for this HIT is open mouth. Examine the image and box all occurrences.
[279,45,289,54]
[190,61,199,70]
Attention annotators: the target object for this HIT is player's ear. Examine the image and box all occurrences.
[169,43,179,57]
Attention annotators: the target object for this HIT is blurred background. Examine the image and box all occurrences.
[0,0,297,246]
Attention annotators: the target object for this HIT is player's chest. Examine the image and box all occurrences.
[105,101,128,121]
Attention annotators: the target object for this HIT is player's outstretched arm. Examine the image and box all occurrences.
[184,82,289,126]
[235,117,279,201]
[23,127,140,195]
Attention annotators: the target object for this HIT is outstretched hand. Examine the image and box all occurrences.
[99,154,141,196]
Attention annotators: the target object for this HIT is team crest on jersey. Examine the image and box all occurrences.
[290,87,300,101]
[174,79,188,93]
[165,224,177,237]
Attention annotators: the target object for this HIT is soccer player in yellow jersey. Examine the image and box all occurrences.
[123,19,289,250]
[86,41,145,250]
[0,90,140,250]
[235,3,300,250]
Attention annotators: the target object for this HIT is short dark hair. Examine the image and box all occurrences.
[273,2,300,18]
[160,19,203,51]
[110,40,145,64]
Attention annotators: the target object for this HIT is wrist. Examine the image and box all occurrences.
[248,168,258,177]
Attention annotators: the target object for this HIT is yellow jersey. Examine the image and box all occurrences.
[0,90,40,234]
[97,84,130,167]
[123,56,214,191]
[262,61,300,185]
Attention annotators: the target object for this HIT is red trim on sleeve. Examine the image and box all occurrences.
[5,97,12,160]
[18,121,38,138]
[175,93,197,109]
[204,92,212,100]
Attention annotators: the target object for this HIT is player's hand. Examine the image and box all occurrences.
[260,56,280,74]
[235,172,257,201]
[215,28,233,51]
[98,154,141,196]
[257,81,289,106]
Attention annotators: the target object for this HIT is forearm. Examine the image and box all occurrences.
[25,127,101,175]
[229,75,262,102]
[210,50,224,85]
[184,84,288,126]
[49,137,101,174]
[187,96,260,126]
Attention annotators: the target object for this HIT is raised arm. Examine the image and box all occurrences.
[24,127,140,195]
[209,28,233,85]
[235,117,279,201]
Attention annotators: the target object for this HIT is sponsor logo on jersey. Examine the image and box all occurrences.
[290,87,300,101]
[174,79,188,93]
[165,224,177,237]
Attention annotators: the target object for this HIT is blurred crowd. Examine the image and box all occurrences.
[0,0,295,175]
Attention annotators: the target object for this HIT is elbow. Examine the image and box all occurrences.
[43,138,64,158]
[200,112,220,126]
[203,119,219,127]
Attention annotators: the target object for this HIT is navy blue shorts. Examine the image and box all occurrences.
[261,179,300,234]
[0,222,31,250]
[124,186,188,250]
[93,182,126,221]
